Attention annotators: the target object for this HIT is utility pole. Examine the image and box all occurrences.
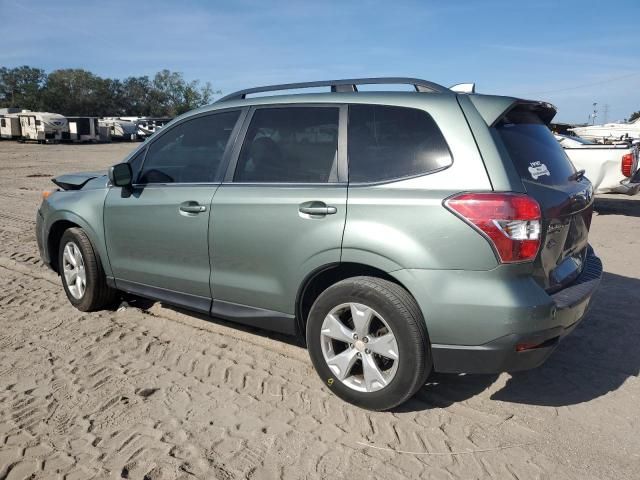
[589,103,598,125]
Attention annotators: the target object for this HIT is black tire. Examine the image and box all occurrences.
[58,227,117,311]
[306,276,432,411]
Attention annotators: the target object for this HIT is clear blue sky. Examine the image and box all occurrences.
[1,0,639,123]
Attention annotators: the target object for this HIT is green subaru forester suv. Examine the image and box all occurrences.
[36,78,602,410]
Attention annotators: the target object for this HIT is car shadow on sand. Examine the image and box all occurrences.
[400,271,640,412]
[594,196,640,217]
[120,294,306,348]
[121,272,639,412]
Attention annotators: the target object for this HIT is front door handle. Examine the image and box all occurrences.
[299,202,337,216]
[179,201,207,214]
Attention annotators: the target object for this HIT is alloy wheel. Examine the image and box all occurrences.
[320,302,399,392]
[62,241,87,299]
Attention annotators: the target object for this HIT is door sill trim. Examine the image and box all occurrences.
[113,278,297,335]
[115,278,212,313]
[210,299,296,335]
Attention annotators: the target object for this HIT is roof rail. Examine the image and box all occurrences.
[217,77,451,102]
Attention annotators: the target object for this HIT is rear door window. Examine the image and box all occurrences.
[495,109,576,185]
[138,110,240,184]
[348,105,452,183]
[234,107,339,183]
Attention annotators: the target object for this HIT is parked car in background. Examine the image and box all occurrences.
[36,78,602,410]
[556,134,640,195]
[569,117,640,143]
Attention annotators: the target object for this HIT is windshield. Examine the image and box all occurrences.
[495,109,576,186]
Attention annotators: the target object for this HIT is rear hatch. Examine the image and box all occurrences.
[494,104,594,291]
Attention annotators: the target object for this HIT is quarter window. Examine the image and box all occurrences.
[234,107,339,183]
[348,105,452,183]
[138,110,240,184]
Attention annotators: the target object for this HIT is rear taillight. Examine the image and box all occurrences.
[621,153,634,178]
[445,193,542,263]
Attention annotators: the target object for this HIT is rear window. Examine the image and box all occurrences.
[495,109,576,185]
[348,105,452,183]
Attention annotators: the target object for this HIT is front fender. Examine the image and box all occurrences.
[42,188,111,276]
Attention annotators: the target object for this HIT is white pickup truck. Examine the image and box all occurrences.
[555,134,640,195]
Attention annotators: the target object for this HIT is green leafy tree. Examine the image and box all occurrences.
[150,70,219,116]
[43,69,106,115]
[629,111,640,122]
[121,76,153,116]
[0,65,218,116]
[0,65,47,110]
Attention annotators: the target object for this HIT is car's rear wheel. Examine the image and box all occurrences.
[58,228,117,311]
[306,276,431,411]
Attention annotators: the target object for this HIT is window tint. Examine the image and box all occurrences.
[234,107,339,183]
[138,110,240,184]
[348,105,452,183]
[495,109,575,186]
[128,148,146,181]
[1,119,5,127]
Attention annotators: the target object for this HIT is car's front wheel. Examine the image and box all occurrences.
[306,276,432,411]
[58,228,117,311]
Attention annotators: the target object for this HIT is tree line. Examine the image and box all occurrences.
[0,66,218,117]
[3,65,639,123]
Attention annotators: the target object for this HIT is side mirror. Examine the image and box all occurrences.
[108,162,133,187]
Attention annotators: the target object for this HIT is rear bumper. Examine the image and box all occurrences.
[393,248,603,374]
[431,325,567,374]
[612,169,640,195]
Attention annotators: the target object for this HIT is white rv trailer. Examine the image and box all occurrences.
[97,123,111,142]
[17,112,68,143]
[99,118,138,141]
[0,115,21,139]
[120,116,172,138]
[65,117,100,143]
[138,117,172,137]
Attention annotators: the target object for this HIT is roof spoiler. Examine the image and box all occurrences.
[468,96,557,126]
[450,83,476,94]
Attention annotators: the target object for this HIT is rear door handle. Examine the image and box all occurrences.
[299,202,337,216]
[179,201,207,214]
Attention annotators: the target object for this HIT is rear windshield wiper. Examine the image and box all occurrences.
[568,169,585,182]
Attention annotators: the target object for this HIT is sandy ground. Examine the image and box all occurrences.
[0,141,638,480]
